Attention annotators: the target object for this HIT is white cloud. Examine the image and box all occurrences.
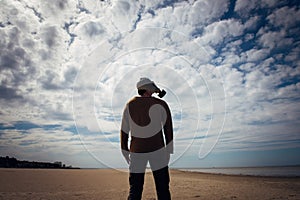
[284,47,300,63]
[258,29,293,49]
[267,6,300,29]
[234,0,260,14]
[200,19,244,45]
[242,48,270,62]
[110,1,141,32]
[261,0,281,8]
[31,0,77,24]
[0,0,300,168]
[0,127,84,162]
[188,0,230,26]
[244,16,260,31]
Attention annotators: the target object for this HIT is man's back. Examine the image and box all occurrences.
[121,96,173,153]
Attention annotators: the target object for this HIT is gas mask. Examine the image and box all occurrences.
[152,83,166,98]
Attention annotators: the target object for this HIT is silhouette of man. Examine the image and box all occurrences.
[121,77,173,200]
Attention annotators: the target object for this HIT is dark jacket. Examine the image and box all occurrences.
[120,96,173,154]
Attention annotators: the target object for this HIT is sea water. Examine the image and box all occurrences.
[179,166,300,177]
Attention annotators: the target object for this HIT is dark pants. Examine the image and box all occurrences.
[128,166,171,200]
[128,151,171,200]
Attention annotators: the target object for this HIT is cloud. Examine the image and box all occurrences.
[188,0,230,26]
[41,26,60,48]
[0,26,36,86]
[200,19,244,45]
[258,30,293,49]
[242,48,270,62]
[267,6,300,29]
[234,0,260,14]
[0,125,84,163]
[0,85,23,100]
[0,0,299,168]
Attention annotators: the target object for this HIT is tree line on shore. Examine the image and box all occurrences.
[0,156,79,169]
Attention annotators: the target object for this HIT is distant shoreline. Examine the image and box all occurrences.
[177,166,300,178]
[176,164,300,169]
[0,156,80,169]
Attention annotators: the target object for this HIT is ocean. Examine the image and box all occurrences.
[179,166,300,177]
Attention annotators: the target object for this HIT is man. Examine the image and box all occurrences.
[120,77,174,200]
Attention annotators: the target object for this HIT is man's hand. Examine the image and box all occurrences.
[122,150,130,164]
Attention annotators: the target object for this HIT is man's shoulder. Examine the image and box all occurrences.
[127,96,139,104]
[148,97,169,109]
[151,96,166,104]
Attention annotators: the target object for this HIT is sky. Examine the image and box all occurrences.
[0,0,300,169]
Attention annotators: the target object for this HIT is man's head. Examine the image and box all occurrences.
[136,77,166,98]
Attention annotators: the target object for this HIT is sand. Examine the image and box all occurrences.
[0,168,299,200]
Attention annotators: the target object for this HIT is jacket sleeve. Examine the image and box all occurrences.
[120,104,130,151]
[163,102,174,154]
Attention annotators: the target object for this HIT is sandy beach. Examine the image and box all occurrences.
[0,168,299,200]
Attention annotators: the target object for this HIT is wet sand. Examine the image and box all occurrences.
[0,168,299,200]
